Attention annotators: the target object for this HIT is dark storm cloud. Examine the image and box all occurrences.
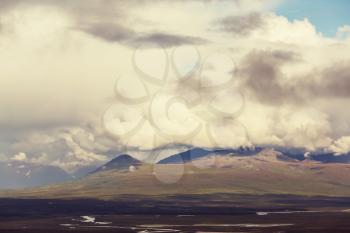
[239,50,301,105]
[240,50,350,105]
[78,22,207,47]
[313,63,350,98]
[78,23,136,43]
[133,33,207,47]
[218,12,265,35]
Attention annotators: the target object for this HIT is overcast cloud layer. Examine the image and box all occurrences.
[0,0,350,171]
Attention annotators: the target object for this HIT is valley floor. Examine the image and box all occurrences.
[0,194,350,232]
[1,212,350,233]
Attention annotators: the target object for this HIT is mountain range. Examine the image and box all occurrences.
[0,161,72,189]
[3,147,350,199]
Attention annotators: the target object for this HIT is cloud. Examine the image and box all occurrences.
[239,52,350,106]
[239,49,302,105]
[329,136,350,155]
[1,0,350,168]
[0,0,208,48]
[313,63,350,98]
[78,23,136,43]
[79,22,207,47]
[218,12,265,35]
[336,25,350,40]
[6,127,111,172]
[133,33,207,47]
[11,152,27,161]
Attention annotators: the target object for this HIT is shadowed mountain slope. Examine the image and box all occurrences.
[92,154,142,173]
[157,147,263,164]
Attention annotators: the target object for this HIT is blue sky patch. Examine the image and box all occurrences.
[275,0,350,37]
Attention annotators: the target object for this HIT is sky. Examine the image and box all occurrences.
[0,0,350,172]
[276,0,350,36]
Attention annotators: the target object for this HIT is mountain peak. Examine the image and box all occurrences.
[115,154,137,161]
[92,154,142,173]
[256,148,296,162]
